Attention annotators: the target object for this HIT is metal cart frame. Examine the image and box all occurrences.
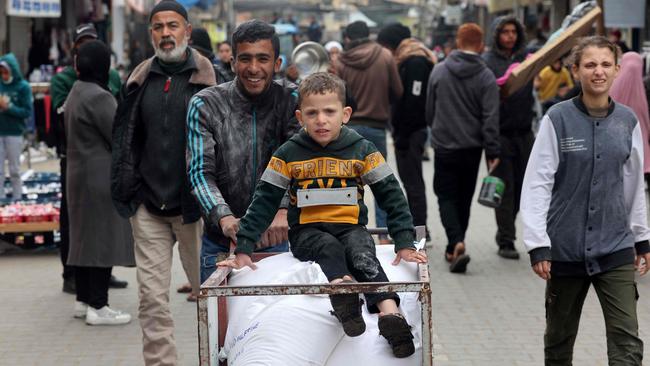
[197,226,433,366]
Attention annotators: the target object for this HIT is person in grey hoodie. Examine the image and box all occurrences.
[482,15,534,260]
[426,23,500,273]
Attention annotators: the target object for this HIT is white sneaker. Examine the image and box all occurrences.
[85,306,132,325]
[73,301,88,319]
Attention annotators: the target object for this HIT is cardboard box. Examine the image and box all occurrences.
[502,6,602,97]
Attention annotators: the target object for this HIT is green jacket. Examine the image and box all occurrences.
[0,53,33,136]
[50,66,121,109]
[236,126,415,255]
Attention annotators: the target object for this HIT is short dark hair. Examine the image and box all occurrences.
[377,23,410,50]
[568,36,620,67]
[232,20,280,59]
[297,72,346,108]
[344,21,369,41]
[217,40,231,49]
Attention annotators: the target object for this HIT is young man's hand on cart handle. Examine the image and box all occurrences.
[258,209,289,249]
[219,215,240,242]
[392,239,428,265]
[635,252,650,276]
[217,253,257,270]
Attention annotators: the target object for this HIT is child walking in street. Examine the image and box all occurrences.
[219,72,427,358]
[521,36,650,365]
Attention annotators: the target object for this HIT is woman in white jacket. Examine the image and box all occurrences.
[521,36,650,365]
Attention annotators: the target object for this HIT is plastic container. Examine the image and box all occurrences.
[478,175,505,208]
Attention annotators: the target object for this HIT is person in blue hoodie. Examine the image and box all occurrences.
[0,53,33,201]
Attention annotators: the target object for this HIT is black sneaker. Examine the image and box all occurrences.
[329,290,366,337]
[378,314,415,358]
[109,275,128,289]
[497,246,520,260]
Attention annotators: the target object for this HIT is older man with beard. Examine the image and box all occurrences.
[110,1,217,364]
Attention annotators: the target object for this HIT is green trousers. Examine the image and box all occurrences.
[544,264,642,365]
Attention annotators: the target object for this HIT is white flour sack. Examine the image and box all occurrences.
[222,246,423,366]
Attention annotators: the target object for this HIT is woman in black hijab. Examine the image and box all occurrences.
[65,40,135,325]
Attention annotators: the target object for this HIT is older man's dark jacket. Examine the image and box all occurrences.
[186,79,300,246]
[111,48,217,223]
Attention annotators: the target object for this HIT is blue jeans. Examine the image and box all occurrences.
[348,125,388,230]
[200,234,289,283]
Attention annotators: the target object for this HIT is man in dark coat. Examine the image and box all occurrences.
[377,23,434,242]
[110,1,216,364]
[482,15,534,260]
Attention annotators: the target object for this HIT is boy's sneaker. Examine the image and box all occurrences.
[85,306,132,326]
[73,301,88,319]
[329,287,366,337]
[378,313,415,358]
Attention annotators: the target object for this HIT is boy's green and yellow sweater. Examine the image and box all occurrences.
[235,126,415,255]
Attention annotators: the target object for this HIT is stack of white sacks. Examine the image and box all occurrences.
[221,245,423,366]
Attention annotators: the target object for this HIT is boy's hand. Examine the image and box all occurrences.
[635,252,650,276]
[392,248,428,265]
[217,253,257,270]
[219,215,240,242]
[258,209,288,249]
[532,260,551,280]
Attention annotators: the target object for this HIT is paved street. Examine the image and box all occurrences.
[1,143,650,365]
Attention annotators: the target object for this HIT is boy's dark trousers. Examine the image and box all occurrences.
[394,128,428,228]
[492,131,534,248]
[544,264,642,365]
[433,148,482,253]
[289,223,400,313]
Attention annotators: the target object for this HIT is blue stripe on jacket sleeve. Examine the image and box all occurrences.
[187,96,218,213]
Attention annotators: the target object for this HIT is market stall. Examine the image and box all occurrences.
[0,170,60,248]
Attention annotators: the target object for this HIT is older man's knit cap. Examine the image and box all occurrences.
[149,0,188,23]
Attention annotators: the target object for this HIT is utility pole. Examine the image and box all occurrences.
[227,0,236,37]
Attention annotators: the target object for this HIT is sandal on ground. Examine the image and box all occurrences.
[449,254,471,273]
[186,293,197,302]
[177,283,192,293]
[445,242,466,263]
[329,281,366,337]
[378,313,415,358]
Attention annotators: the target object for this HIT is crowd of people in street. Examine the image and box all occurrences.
[3,0,650,364]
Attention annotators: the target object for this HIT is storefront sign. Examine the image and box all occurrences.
[604,0,645,28]
[7,0,61,17]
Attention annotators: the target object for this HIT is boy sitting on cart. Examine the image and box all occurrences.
[218,72,428,358]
